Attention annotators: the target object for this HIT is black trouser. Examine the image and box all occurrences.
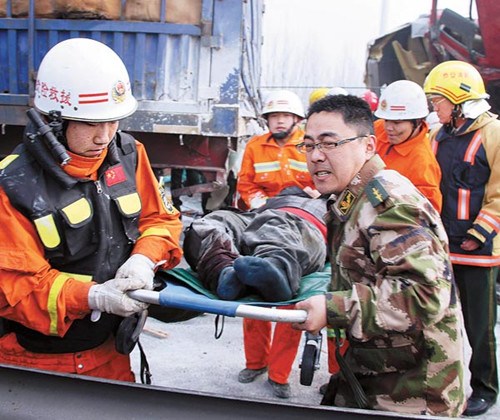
[454,264,499,403]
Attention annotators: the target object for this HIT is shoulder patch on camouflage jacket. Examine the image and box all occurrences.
[365,178,389,208]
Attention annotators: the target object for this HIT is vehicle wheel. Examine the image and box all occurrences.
[300,342,317,386]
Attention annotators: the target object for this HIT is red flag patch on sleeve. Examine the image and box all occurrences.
[104,165,127,187]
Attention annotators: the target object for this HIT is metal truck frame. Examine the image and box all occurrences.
[364,0,500,113]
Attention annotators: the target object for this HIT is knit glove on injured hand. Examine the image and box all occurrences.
[115,254,156,290]
[88,277,149,318]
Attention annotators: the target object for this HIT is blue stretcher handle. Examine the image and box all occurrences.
[128,283,308,323]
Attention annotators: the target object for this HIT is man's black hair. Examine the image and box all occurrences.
[307,94,374,135]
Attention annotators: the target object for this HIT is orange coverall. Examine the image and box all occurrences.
[243,305,302,384]
[374,119,442,212]
[237,129,315,209]
[238,128,314,385]
[0,141,183,381]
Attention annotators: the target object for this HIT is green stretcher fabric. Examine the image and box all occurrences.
[156,264,331,305]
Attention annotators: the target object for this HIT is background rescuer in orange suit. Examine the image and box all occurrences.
[236,90,315,398]
[374,80,442,212]
[237,90,315,211]
[0,39,183,381]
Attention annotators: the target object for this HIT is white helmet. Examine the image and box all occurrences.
[261,90,305,118]
[34,38,138,122]
[374,80,429,120]
[327,87,348,96]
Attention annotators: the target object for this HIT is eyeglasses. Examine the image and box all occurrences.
[429,97,447,108]
[296,135,368,154]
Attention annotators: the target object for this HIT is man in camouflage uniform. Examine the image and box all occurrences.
[293,94,466,416]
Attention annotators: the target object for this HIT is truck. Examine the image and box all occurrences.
[364,0,500,113]
[0,0,265,212]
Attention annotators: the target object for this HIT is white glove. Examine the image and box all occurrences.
[88,277,149,318]
[249,196,268,210]
[115,254,156,291]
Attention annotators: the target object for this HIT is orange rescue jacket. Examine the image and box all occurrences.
[0,141,183,339]
[375,119,442,212]
[237,129,314,208]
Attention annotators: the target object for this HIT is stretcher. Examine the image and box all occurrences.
[129,265,331,323]
[129,265,331,385]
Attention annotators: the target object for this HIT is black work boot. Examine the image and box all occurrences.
[462,397,495,416]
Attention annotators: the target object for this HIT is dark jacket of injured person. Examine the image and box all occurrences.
[183,187,328,301]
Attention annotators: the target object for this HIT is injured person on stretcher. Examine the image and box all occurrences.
[183,186,328,302]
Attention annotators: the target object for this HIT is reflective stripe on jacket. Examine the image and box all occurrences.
[0,133,139,352]
[0,132,183,354]
[430,112,500,266]
[237,129,314,208]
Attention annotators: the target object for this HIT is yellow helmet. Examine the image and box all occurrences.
[423,60,488,104]
[308,88,330,105]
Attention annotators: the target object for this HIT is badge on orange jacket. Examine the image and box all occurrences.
[159,185,177,215]
[105,165,126,187]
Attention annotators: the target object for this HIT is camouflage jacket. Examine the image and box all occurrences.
[325,154,466,417]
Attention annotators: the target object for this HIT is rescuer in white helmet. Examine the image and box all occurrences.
[235,89,316,398]
[373,79,442,212]
[238,90,313,210]
[0,38,183,381]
